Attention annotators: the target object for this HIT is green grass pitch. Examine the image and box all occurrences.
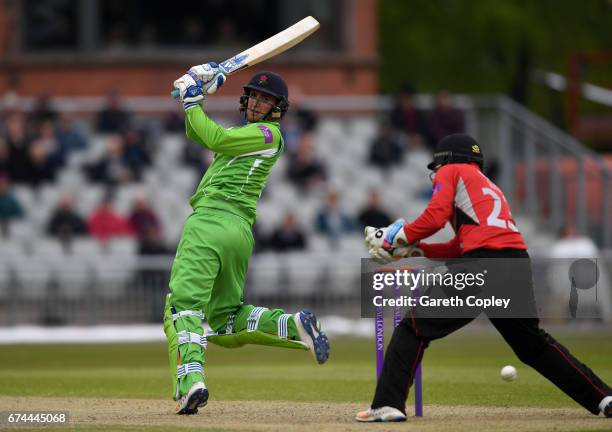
[1,330,611,409]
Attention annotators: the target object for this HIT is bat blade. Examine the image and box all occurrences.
[171,16,320,97]
[219,16,320,74]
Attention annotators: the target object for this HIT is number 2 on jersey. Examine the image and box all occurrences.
[482,187,518,231]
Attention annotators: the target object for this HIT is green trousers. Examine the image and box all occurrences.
[163,207,302,399]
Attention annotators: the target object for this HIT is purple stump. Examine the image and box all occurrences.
[414,364,423,416]
[412,285,423,417]
[375,301,385,379]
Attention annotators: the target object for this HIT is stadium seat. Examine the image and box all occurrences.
[32,238,65,264]
[114,184,146,214]
[107,237,138,256]
[348,117,378,142]
[256,203,284,233]
[93,255,136,299]
[316,119,346,144]
[169,170,198,196]
[74,185,105,215]
[67,238,104,258]
[157,134,184,164]
[0,238,25,261]
[55,257,92,299]
[7,220,37,243]
[286,251,323,296]
[308,234,332,252]
[0,262,9,299]
[248,253,283,297]
[12,186,35,213]
[57,169,85,189]
[327,255,362,296]
[14,261,52,300]
[339,235,367,256]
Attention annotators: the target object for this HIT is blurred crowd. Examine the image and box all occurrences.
[0,85,468,255]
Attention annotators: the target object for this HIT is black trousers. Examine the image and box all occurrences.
[372,249,611,415]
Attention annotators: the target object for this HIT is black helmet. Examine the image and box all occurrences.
[240,71,289,120]
[427,133,484,171]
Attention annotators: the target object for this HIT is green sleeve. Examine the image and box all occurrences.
[185,106,280,156]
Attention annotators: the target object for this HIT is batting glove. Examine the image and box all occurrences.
[173,72,205,111]
[188,63,226,94]
[189,62,221,84]
[202,72,226,95]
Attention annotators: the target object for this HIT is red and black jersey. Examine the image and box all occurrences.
[404,163,527,258]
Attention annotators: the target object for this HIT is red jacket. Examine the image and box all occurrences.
[88,208,134,241]
[404,163,526,258]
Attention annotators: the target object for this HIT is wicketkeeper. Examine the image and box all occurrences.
[166,65,330,415]
[358,133,612,422]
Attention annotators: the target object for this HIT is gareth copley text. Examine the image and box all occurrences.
[373,295,511,310]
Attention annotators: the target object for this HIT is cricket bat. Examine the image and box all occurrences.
[171,16,320,97]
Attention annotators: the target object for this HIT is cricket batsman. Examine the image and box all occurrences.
[358,133,612,422]
[165,64,330,415]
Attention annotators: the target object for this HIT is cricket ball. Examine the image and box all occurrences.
[501,365,517,382]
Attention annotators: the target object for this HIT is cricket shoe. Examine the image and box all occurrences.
[355,406,407,422]
[600,396,612,417]
[176,382,209,415]
[294,310,330,364]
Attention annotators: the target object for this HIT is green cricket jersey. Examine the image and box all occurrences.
[184,106,284,225]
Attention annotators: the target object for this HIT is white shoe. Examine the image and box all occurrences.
[175,382,208,415]
[355,406,407,422]
[600,395,612,418]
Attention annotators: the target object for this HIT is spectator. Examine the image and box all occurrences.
[28,94,58,131]
[429,90,465,144]
[139,226,170,255]
[0,175,24,236]
[0,139,10,177]
[389,82,432,149]
[128,193,161,241]
[85,135,133,185]
[96,90,131,133]
[87,193,133,241]
[47,192,87,241]
[4,113,31,183]
[137,225,171,323]
[36,120,64,167]
[286,132,326,191]
[268,212,307,252]
[282,85,318,154]
[251,223,268,253]
[183,138,212,175]
[368,122,404,170]
[164,107,185,132]
[316,190,356,240]
[56,114,88,154]
[25,139,57,187]
[358,190,393,229]
[122,128,151,180]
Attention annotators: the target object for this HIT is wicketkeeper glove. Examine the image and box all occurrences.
[365,218,422,263]
[365,218,409,250]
